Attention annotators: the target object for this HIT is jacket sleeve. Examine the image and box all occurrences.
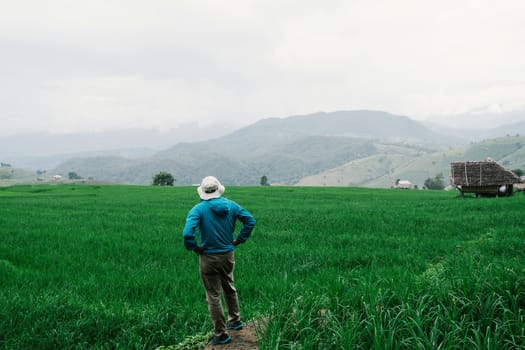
[182,208,200,251]
[235,207,256,244]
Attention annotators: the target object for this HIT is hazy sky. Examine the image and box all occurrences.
[1,0,525,135]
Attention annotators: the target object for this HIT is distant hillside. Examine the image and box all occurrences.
[482,120,525,139]
[153,110,456,159]
[51,110,448,185]
[223,110,463,146]
[49,111,525,187]
[298,136,525,188]
[0,165,40,186]
[426,119,525,143]
[53,136,408,185]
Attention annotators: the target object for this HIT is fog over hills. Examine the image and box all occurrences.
[423,119,525,143]
[0,122,237,170]
[425,110,525,131]
[2,110,525,187]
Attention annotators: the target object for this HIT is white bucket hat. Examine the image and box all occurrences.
[197,176,225,200]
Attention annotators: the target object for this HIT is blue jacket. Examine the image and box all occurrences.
[182,197,256,254]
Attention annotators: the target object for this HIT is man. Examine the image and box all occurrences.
[182,176,256,346]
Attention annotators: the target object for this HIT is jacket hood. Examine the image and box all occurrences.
[205,197,230,216]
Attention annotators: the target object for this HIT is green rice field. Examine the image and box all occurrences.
[1,184,524,349]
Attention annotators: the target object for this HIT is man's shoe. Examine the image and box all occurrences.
[212,333,231,345]
[227,321,243,330]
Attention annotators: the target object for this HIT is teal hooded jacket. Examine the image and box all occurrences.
[182,197,256,254]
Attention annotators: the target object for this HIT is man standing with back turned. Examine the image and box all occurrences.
[182,176,256,346]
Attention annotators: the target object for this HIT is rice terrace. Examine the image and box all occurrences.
[1,184,524,349]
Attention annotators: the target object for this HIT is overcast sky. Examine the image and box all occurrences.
[1,0,525,135]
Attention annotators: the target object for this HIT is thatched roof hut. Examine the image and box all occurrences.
[450,159,522,197]
[450,160,521,186]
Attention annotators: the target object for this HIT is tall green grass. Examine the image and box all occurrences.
[1,185,524,349]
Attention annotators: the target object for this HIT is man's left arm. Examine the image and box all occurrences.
[234,207,256,244]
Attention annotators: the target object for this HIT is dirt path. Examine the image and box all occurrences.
[203,319,266,350]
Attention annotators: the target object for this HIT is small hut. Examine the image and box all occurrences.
[450,159,522,197]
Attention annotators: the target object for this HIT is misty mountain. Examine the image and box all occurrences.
[50,110,449,185]
[0,122,238,170]
[6,109,525,187]
[426,110,525,130]
[480,120,525,139]
[223,110,464,146]
[424,119,525,143]
[154,110,462,162]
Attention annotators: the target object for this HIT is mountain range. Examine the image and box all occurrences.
[3,110,525,187]
[49,111,525,187]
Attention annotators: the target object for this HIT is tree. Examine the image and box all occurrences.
[512,168,524,177]
[424,173,445,190]
[260,175,269,186]
[152,171,175,186]
[68,172,82,180]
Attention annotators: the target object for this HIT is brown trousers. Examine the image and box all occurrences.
[199,251,241,336]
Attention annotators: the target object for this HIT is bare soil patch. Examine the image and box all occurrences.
[203,319,267,350]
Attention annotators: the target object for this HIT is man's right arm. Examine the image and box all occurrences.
[182,208,200,251]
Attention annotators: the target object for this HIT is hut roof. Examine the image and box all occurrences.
[450,160,521,186]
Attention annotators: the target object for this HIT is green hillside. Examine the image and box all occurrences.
[301,136,525,188]
[51,111,448,185]
[47,111,525,187]
[51,136,525,188]
[297,143,427,186]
